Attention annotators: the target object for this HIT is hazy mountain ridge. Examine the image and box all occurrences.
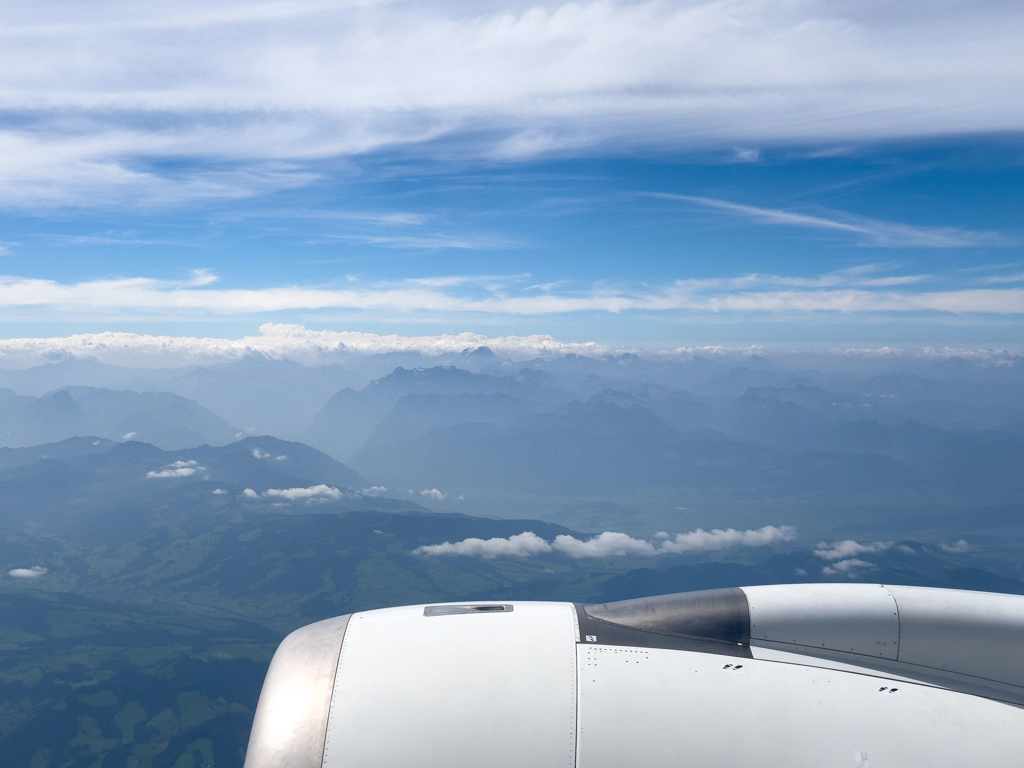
[351,396,924,499]
[302,364,572,459]
[0,386,238,450]
[4,353,1023,530]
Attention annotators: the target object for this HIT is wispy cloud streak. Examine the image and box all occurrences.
[655,194,1010,248]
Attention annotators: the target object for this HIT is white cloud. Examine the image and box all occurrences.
[251,447,287,460]
[211,488,227,494]
[242,488,259,498]
[361,486,388,496]
[657,525,796,554]
[121,431,137,440]
[814,540,892,561]
[553,531,658,558]
[940,539,971,554]
[822,558,876,577]
[8,566,48,578]
[1,0,1023,204]
[414,531,553,558]
[146,468,195,478]
[420,488,446,501]
[416,525,796,559]
[263,484,342,500]
[146,459,205,478]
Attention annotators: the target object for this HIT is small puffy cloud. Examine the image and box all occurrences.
[940,539,970,554]
[814,540,891,561]
[9,566,47,578]
[263,484,342,501]
[822,558,876,577]
[361,486,388,496]
[658,525,796,554]
[121,431,137,440]
[146,460,205,478]
[420,488,446,500]
[414,532,552,559]
[211,488,227,495]
[242,488,259,498]
[416,525,796,559]
[251,447,288,461]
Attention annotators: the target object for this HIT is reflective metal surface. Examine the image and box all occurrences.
[243,614,350,768]
[584,587,749,644]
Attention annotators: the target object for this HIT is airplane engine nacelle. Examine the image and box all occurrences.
[244,584,1024,768]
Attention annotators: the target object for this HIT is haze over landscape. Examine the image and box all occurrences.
[2,0,1023,765]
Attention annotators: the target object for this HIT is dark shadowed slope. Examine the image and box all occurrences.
[0,436,394,535]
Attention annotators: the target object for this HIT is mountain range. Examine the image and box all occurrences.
[2,424,1024,767]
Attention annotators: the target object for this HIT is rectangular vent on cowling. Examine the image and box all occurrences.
[424,604,514,616]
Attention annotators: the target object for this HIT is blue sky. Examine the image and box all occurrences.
[1,0,1023,351]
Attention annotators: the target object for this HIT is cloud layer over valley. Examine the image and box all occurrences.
[413,525,796,559]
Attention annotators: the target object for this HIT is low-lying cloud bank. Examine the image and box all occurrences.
[413,525,796,559]
[0,322,1019,369]
[0,323,610,367]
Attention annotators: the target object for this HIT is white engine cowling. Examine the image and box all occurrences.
[244,584,1024,768]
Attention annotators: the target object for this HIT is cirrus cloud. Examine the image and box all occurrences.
[0,0,1023,204]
